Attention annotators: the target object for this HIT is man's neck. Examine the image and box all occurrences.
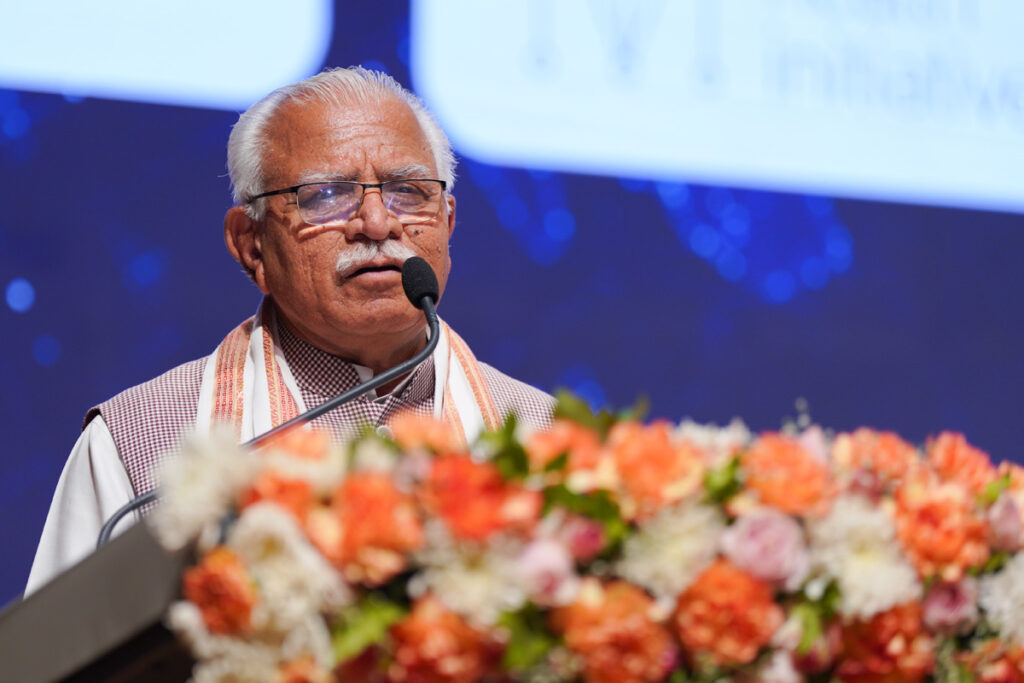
[273,307,427,393]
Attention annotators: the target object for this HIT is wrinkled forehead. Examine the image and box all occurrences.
[260,96,435,187]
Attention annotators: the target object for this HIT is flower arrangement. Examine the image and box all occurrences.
[154,394,1024,682]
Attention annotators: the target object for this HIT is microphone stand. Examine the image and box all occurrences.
[96,297,439,548]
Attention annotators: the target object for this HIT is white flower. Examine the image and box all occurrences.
[227,503,349,634]
[980,551,1024,646]
[166,602,279,676]
[409,526,527,627]
[615,501,724,601]
[280,614,334,671]
[675,418,751,467]
[150,428,256,550]
[348,437,397,475]
[807,495,921,619]
[261,444,347,497]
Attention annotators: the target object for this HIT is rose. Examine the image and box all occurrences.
[720,508,809,591]
[922,577,979,636]
[516,537,580,606]
[988,494,1023,552]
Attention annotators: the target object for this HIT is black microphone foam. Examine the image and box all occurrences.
[401,256,439,309]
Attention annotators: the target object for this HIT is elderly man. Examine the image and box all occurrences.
[26,67,554,592]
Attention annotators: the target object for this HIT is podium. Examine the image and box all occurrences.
[0,524,194,682]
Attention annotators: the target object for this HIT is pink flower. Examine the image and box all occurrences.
[719,509,809,591]
[516,538,580,606]
[557,515,607,562]
[922,577,979,636]
[988,493,1023,552]
[797,426,829,465]
[737,650,802,683]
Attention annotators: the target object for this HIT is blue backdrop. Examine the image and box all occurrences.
[1,1,1022,605]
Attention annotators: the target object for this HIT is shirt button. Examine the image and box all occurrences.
[375,425,394,440]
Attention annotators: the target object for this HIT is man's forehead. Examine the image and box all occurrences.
[262,96,436,184]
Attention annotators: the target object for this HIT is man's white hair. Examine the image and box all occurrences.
[227,66,456,219]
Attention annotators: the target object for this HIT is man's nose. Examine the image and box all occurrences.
[346,188,402,241]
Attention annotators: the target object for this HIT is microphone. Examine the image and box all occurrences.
[97,257,441,547]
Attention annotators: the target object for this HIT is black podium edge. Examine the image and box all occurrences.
[0,522,193,682]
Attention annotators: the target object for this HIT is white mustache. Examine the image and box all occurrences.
[335,241,418,277]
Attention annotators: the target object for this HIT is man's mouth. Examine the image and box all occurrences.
[347,263,403,278]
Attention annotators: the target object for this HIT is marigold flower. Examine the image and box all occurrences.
[389,595,499,683]
[834,602,934,682]
[744,433,831,516]
[419,454,541,542]
[314,472,423,585]
[276,655,331,683]
[832,428,919,484]
[550,579,678,683]
[390,412,463,453]
[895,472,990,580]
[526,418,603,473]
[263,428,331,460]
[238,472,314,522]
[607,420,705,518]
[958,639,1024,683]
[672,559,783,667]
[927,431,997,496]
[182,547,256,634]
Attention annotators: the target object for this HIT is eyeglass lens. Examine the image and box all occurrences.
[295,180,443,226]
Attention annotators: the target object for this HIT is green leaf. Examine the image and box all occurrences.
[499,605,558,671]
[616,396,650,423]
[792,603,823,656]
[331,594,406,663]
[935,637,976,683]
[553,389,604,430]
[479,413,531,480]
[976,551,1010,575]
[542,485,629,549]
[543,452,569,473]
[703,456,742,504]
[667,669,693,683]
[978,473,1012,507]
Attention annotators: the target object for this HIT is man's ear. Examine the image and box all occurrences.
[445,193,456,238]
[224,206,270,294]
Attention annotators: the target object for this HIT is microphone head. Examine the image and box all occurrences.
[401,257,440,309]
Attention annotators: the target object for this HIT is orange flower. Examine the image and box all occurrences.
[672,559,783,667]
[958,639,1024,683]
[526,418,603,473]
[239,472,314,522]
[419,454,541,542]
[262,428,331,459]
[1001,462,1024,492]
[832,428,919,483]
[928,432,997,496]
[389,595,499,683]
[389,412,463,453]
[311,472,424,585]
[550,580,677,683]
[277,656,331,683]
[744,433,831,515]
[835,602,934,682]
[607,421,704,518]
[182,547,256,634]
[895,471,990,580]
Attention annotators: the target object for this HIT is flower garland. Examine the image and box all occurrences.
[154,394,1024,682]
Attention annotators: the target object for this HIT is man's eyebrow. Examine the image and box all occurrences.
[294,165,435,184]
[296,170,357,184]
[379,164,434,180]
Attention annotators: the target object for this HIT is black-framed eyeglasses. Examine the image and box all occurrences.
[248,179,448,226]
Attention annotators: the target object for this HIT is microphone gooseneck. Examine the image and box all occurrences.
[97,257,442,548]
